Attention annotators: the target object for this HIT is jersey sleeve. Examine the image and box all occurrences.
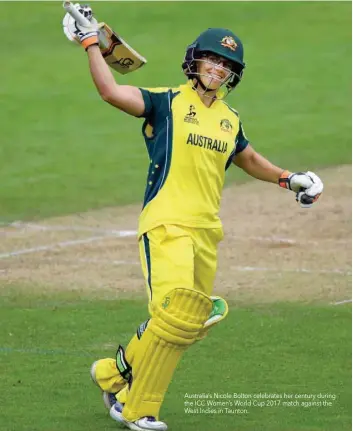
[139,87,171,120]
[234,121,249,154]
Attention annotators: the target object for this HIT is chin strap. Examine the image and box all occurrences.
[194,77,215,93]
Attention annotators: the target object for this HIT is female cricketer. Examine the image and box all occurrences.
[67,9,323,431]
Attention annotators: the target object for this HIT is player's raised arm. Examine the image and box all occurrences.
[62,3,145,117]
[85,45,145,117]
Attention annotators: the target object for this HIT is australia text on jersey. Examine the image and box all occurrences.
[186,133,229,154]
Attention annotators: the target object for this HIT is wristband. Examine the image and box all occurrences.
[278,170,292,189]
[81,35,99,50]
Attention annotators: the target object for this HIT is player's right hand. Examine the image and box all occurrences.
[63,3,100,50]
[279,170,323,208]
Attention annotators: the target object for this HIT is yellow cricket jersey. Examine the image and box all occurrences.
[138,81,249,237]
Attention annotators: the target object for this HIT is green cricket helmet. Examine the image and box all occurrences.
[182,28,246,92]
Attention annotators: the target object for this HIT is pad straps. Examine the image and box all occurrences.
[136,319,150,340]
[115,345,133,383]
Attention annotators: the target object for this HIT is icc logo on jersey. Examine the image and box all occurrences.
[220,119,233,133]
[184,105,199,125]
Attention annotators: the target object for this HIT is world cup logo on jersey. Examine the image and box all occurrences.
[184,105,199,125]
[187,105,196,117]
[220,119,233,133]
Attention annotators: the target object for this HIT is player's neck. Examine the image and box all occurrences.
[197,91,216,108]
[193,84,217,107]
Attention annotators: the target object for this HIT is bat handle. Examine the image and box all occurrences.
[63,1,91,27]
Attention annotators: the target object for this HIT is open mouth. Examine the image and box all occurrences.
[209,73,223,80]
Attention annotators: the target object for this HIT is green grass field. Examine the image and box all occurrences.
[1,293,351,431]
[0,2,351,431]
[0,1,351,222]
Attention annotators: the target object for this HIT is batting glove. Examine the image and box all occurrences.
[63,3,100,50]
[279,170,323,208]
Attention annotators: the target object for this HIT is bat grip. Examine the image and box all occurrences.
[63,1,91,27]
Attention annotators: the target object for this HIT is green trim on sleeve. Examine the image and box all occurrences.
[234,121,249,155]
[142,90,181,208]
[139,88,153,118]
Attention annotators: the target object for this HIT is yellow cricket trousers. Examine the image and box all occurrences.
[138,224,224,311]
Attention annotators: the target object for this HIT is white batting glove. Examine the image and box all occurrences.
[279,170,323,208]
[63,3,100,50]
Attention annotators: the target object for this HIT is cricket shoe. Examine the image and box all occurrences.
[90,360,124,411]
[110,405,168,431]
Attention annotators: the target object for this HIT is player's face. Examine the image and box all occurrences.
[197,53,233,90]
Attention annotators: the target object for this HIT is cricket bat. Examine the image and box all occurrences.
[63,2,147,74]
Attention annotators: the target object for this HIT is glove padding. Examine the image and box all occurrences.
[63,3,100,50]
[279,170,323,208]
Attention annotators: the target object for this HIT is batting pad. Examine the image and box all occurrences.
[122,288,212,421]
[115,333,142,404]
[116,384,130,404]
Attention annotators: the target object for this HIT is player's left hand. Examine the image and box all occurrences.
[63,3,100,50]
[279,170,323,208]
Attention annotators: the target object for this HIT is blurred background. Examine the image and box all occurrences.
[0,1,351,221]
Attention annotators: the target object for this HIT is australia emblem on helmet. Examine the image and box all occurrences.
[220,36,237,51]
